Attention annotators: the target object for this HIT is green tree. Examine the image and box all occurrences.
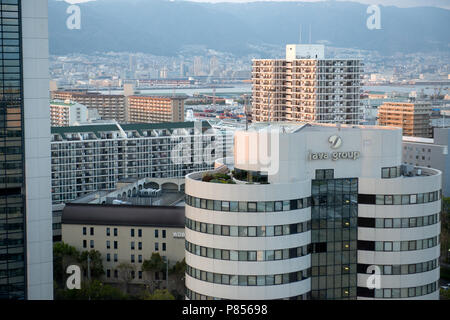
[55,280,128,300]
[169,258,186,298]
[78,250,105,279]
[53,242,80,287]
[117,262,136,294]
[141,252,166,292]
[143,289,174,300]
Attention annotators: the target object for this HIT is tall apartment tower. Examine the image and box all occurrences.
[0,0,53,299]
[378,102,432,138]
[252,44,363,124]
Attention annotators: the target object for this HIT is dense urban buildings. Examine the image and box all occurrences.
[185,122,441,300]
[403,127,450,197]
[252,45,364,124]
[127,95,186,123]
[50,121,232,204]
[0,0,53,300]
[61,204,185,285]
[378,101,433,138]
[50,100,99,127]
[50,90,127,123]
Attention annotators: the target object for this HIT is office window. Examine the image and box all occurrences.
[162,243,166,251]
[90,240,94,248]
[114,241,118,249]
[131,255,135,263]
[138,242,142,250]
[106,240,110,249]
[90,227,94,236]
[155,229,159,238]
[82,227,87,235]
[138,229,142,237]
[114,228,118,236]
[131,229,135,237]
[162,230,166,238]
[106,227,110,236]
[83,240,87,248]
[155,242,159,251]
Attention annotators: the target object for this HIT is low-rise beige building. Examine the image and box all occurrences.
[62,204,185,284]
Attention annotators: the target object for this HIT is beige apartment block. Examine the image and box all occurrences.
[252,44,363,124]
[51,91,127,123]
[62,204,185,285]
[378,101,432,138]
[127,95,185,123]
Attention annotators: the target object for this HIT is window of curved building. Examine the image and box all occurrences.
[185,217,311,237]
[357,213,439,229]
[232,168,268,183]
[185,194,311,212]
[358,190,441,205]
[185,240,311,262]
[381,166,402,179]
[357,281,439,298]
[357,236,439,252]
[357,259,439,275]
[185,265,310,287]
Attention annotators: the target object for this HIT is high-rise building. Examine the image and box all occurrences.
[185,123,441,300]
[193,56,204,77]
[50,91,127,123]
[252,44,364,124]
[127,95,186,123]
[0,0,53,299]
[50,121,232,204]
[378,101,433,138]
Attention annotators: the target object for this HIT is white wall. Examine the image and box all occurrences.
[22,0,53,300]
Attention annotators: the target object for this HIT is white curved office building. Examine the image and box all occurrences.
[184,122,441,300]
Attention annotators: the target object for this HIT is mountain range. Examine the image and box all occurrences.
[48,0,450,56]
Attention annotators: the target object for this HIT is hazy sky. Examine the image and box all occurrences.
[185,0,450,9]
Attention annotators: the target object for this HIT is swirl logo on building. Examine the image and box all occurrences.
[62,0,96,30]
[328,135,342,149]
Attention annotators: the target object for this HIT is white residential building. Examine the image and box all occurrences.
[185,122,441,300]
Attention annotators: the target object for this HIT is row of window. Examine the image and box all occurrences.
[358,190,441,205]
[186,264,311,287]
[106,269,143,280]
[358,236,439,252]
[358,213,440,229]
[83,227,167,238]
[186,194,311,212]
[185,288,310,301]
[381,166,402,179]
[357,259,439,275]
[358,281,439,299]
[185,240,311,262]
[185,217,311,238]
